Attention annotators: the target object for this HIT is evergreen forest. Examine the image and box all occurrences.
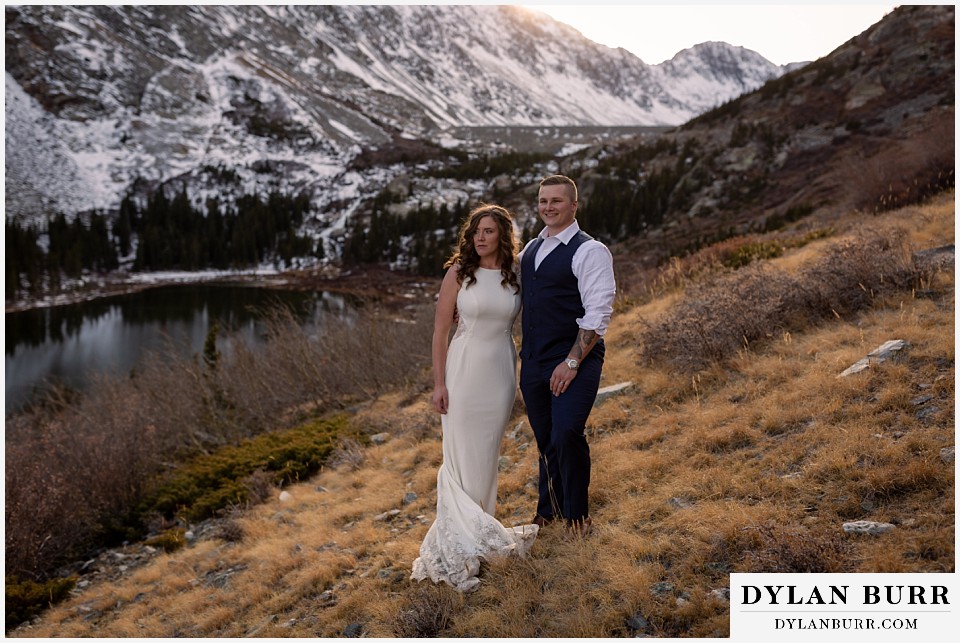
[5,185,480,302]
[340,191,470,273]
[6,187,317,300]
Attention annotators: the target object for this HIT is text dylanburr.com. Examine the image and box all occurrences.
[731,573,957,640]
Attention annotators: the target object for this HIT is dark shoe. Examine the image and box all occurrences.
[532,514,556,528]
[565,517,593,539]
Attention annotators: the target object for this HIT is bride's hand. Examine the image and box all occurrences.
[432,385,449,414]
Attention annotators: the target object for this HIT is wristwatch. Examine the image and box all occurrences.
[565,358,579,371]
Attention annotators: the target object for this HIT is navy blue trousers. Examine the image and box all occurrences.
[519,353,603,523]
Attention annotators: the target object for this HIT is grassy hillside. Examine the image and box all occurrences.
[9,193,954,638]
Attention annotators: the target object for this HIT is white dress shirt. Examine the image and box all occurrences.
[518,220,616,336]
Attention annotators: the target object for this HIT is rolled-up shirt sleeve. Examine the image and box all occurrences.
[573,241,616,335]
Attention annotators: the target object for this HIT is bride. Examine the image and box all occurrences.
[411,204,538,592]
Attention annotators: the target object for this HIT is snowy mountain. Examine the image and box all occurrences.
[5,4,788,224]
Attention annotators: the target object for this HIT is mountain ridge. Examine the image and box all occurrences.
[5,4,787,222]
[7,5,951,315]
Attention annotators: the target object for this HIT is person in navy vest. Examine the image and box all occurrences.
[519,174,616,539]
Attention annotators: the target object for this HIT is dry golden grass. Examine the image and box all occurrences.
[10,193,953,638]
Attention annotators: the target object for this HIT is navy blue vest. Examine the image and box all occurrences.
[520,230,605,364]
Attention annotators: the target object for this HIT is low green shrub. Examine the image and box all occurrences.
[722,240,784,269]
[5,575,76,630]
[142,415,357,522]
[144,529,186,553]
[765,203,815,231]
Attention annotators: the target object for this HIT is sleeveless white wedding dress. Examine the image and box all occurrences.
[411,268,538,592]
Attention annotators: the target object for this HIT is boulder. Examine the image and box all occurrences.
[839,340,909,377]
[842,520,896,535]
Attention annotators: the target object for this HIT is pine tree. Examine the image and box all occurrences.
[4,220,43,299]
[115,195,135,258]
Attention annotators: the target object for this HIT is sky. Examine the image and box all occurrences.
[521,3,899,66]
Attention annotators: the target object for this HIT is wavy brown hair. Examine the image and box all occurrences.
[444,204,520,292]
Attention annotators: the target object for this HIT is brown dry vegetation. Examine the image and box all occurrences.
[9,192,954,638]
[4,304,434,580]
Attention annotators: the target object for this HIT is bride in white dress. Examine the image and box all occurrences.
[411,205,539,592]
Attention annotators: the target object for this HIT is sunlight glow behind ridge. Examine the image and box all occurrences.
[526,4,896,65]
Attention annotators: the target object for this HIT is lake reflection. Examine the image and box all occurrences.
[5,285,355,413]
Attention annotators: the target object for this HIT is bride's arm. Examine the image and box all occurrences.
[432,265,460,414]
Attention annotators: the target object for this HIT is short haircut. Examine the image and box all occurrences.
[539,174,578,202]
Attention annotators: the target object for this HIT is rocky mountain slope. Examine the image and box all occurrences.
[524,4,955,277]
[5,5,953,312]
[5,4,786,224]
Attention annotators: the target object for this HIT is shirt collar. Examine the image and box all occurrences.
[537,220,581,244]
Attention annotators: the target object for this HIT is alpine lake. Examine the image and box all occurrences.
[5,283,360,414]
